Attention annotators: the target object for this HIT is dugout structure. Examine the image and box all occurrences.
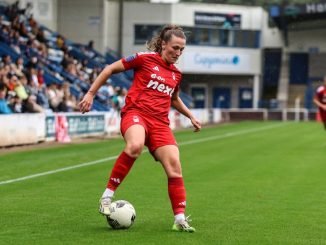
[267,1,326,110]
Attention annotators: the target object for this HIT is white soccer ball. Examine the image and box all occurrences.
[106,200,136,229]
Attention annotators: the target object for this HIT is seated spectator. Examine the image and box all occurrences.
[87,40,94,49]
[28,15,38,35]
[1,54,12,67]
[22,94,44,113]
[111,86,124,112]
[37,68,45,87]
[46,82,66,112]
[0,82,12,114]
[12,74,29,100]
[47,48,64,63]
[11,57,25,77]
[98,79,115,99]
[61,82,78,112]
[36,86,51,111]
[8,94,23,113]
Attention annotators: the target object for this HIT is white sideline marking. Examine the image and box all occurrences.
[0,123,287,186]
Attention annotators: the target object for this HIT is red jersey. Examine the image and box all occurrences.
[121,52,182,124]
[315,86,326,105]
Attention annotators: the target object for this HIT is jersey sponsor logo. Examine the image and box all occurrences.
[125,54,137,62]
[153,66,159,71]
[150,73,165,83]
[147,80,175,96]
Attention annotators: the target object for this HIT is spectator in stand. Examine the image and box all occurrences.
[37,68,45,87]
[21,2,33,20]
[66,60,78,77]
[12,74,28,100]
[89,67,101,83]
[87,40,94,50]
[46,82,67,112]
[1,54,12,67]
[0,82,12,114]
[36,28,46,44]
[221,14,234,46]
[313,75,326,130]
[56,34,65,49]
[36,85,51,112]
[98,79,115,100]
[120,87,128,109]
[8,94,22,113]
[46,82,60,112]
[12,57,25,77]
[62,82,78,112]
[28,15,38,35]
[56,34,68,53]
[111,86,125,112]
[5,72,16,92]
[8,29,22,54]
[27,66,39,87]
[5,1,20,22]
[26,56,38,69]
[18,21,29,38]
[22,94,44,113]
[15,57,24,71]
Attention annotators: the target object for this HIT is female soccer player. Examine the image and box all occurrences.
[313,75,326,130]
[79,24,201,232]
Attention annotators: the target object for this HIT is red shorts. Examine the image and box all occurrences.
[120,110,177,155]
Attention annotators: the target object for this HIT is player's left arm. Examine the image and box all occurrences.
[171,90,201,132]
[313,95,326,110]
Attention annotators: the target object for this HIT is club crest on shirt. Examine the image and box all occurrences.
[172,72,175,80]
[133,116,140,123]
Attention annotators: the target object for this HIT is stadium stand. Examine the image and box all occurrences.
[0,1,192,114]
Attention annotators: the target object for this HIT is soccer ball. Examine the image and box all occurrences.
[106,200,136,229]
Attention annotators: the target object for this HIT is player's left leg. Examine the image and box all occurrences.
[154,145,196,233]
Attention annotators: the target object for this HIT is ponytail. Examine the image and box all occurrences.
[146,24,186,54]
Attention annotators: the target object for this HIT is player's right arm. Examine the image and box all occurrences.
[79,60,125,113]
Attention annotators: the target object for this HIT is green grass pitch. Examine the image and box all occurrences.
[1,121,326,244]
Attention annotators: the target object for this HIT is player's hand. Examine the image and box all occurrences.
[190,117,201,132]
[79,92,94,114]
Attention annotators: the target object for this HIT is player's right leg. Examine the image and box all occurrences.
[99,115,146,216]
[99,194,113,216]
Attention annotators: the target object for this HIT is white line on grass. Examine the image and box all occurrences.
[0,123,287,186]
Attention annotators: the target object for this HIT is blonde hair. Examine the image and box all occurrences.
[146,24,186,54]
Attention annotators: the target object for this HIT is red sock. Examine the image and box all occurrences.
[168,177,187,215]
[107,152,136,191]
